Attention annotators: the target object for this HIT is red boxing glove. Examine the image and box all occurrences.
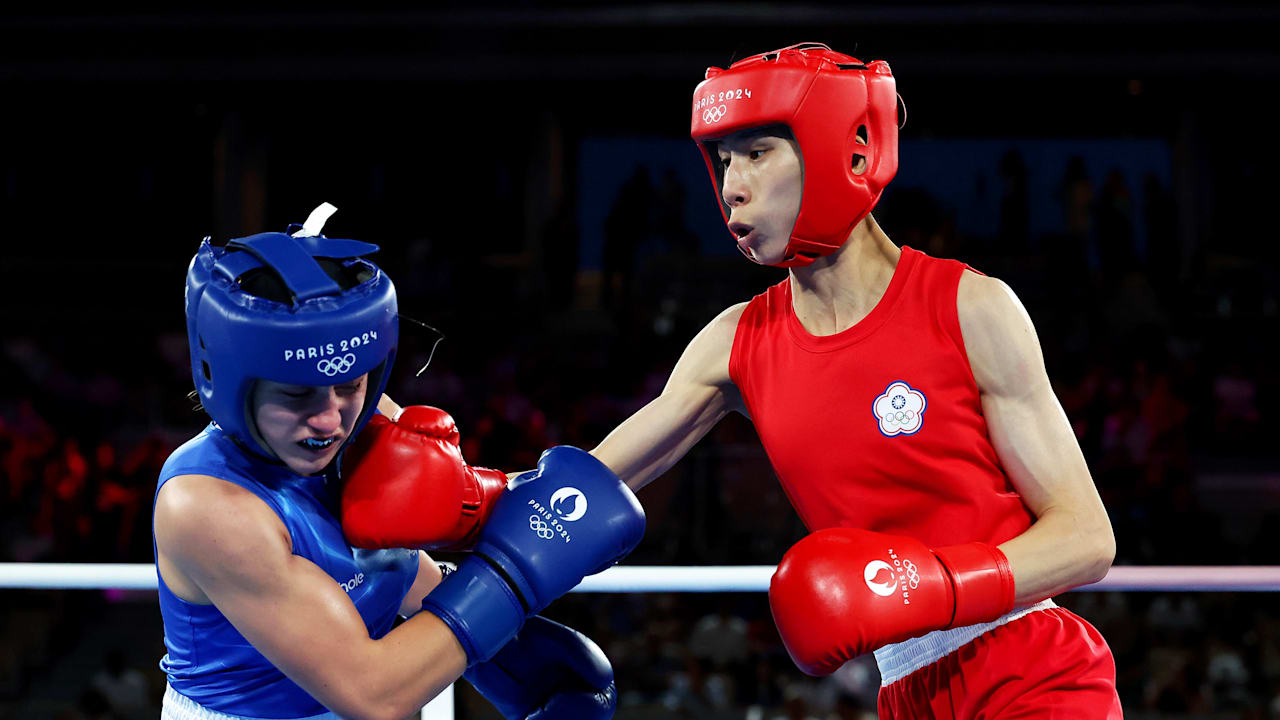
[769,528,1016,676]
[341,406,508,551]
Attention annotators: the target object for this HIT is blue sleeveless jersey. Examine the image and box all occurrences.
[154,424,419,718]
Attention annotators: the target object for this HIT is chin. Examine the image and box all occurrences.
[284,453,333,476]
[749,237,791,265]
[746,247,787,266]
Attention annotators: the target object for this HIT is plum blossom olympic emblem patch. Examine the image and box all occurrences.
[873,381,927,437]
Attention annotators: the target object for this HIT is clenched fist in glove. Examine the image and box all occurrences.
[421,446,645,664]
[770,527,1016,676]
[341,406,507,551]
[466,616,616,720]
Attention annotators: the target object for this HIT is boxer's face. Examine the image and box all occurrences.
[715,128,803,265]
[252,374,368,475]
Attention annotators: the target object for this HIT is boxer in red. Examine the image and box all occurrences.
[589,43,1123,717]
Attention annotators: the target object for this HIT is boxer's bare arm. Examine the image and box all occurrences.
[155,476,464,720]
[399,550,443,617]
[592,302,748,492]
[956,271,1116,605]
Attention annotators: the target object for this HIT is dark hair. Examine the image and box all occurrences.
[237,256,374,304]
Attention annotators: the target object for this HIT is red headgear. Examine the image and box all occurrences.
[690,43,899,267]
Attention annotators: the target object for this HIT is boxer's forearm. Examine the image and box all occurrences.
[594,302,743,492]
[998,506,1115,606]
[351,611,468,720]
[592,385,729,492]
[398,551,444,617]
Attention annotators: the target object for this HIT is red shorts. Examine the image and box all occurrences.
[877,606,1121,719]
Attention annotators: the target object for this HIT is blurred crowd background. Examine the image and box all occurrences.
[2,4,1279,719]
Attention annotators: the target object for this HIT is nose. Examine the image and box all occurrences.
[306,390,344,433]
[721,162,750,208]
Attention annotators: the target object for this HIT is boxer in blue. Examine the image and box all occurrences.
[153,205,645,720]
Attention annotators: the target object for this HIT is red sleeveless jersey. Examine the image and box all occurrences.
[729,246,1034,548]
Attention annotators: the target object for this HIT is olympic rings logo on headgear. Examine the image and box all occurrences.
[529,515,554,540]
[702,105,728,124]
[316,353,357,377]
[902,559,920,589]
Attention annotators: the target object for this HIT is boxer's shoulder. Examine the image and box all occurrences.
[156,475,292,577]
[956,269,1016,318]
[673,301,748,388]
[956,271,1046,396]
[706,300,750,350]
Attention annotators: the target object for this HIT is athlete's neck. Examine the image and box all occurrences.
[787,214,901,336]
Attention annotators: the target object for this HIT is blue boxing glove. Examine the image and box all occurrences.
[474,446,646,614]
[422,446,645,664]
[466,616,616,720]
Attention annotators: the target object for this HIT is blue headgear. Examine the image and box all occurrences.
[184,211,398,460]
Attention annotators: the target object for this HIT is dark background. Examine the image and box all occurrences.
[1,4,1279,718]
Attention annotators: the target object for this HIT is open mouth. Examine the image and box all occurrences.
[729,222,757,252]
[297,436,339,452]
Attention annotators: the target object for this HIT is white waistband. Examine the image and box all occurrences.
[162,684,342,720]
[873,598,1057,686]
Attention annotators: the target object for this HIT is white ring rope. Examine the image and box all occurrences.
[1,564,1279,592]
